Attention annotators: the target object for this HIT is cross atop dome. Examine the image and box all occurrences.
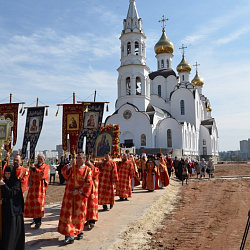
[158,15,169,31]
[193,62,200,72]
[179,44,187,56]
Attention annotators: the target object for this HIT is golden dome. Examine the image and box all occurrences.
[154,29,174,54]
[206,106,212,112]
[191,71,204,86]
[177,55,191,73]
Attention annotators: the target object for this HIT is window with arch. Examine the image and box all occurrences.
[203,139,206,145]
[136,77,141,95]
[126,77,131,95]
[127,42,131,55]
[135,41,139,55]
[158,85,162,97]
[167,129,172,147]
[161,59,164,68]
[182,75,185,81]
[180,100,185,115]
[166,59,169,68]
[141,134,146,146]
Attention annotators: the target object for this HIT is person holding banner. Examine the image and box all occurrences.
[23,153,49,229]
[0,165,25,250]
[57,153,93,244]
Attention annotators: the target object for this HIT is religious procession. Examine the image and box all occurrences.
[0,93,211,249]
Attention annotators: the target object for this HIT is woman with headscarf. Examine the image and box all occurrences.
[0,165,25,250]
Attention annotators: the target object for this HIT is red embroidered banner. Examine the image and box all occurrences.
[0,103,19,150]
[62,104,84,155]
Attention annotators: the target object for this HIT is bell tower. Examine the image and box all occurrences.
[116,0,150,112]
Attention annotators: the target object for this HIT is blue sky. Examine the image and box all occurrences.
[0,0,250,152]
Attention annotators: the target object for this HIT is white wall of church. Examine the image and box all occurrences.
[156,118,183,149]
[199,125,212,156]
[171,89,196,126]
[106,104,153,148]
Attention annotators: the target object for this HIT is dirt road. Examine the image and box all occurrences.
[25,164,250,250]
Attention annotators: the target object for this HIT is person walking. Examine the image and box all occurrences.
[98,152,118,211]
[200,158,207,179]
[57,154,93,244]
[23,153,49,229]
[116,154,134,201]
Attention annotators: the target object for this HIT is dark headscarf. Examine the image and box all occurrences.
[4,165,18,187]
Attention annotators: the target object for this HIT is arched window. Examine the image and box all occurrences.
[182,75,185,81]
[203,139,206,145]
[167,129,172,147]
[180,100,185,115]
[141,134,146,146]
[161,59,164,68]
[135,41,139,55]
[126,77,131,95]
[158,85,162,97]
[136,77,141,95]
[166,59,169,68]
[127,42,131,55]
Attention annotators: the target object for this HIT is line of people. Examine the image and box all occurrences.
[0,151,181,249]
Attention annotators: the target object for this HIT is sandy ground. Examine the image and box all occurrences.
[24,164,250,250]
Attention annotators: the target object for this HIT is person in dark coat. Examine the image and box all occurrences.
[0,165,25,250]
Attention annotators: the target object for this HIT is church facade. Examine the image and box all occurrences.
[105,0,219,161]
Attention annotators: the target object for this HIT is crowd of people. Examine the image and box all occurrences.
[0,151,215,249]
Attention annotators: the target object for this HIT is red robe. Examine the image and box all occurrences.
[58,164,93,236]
[116,160,134,198]
[142,160,159,191]
[16,166,30,194]
[98,159,118,205]
[158,159,169,187]
[23,163,49,218]
[86,165,99,222]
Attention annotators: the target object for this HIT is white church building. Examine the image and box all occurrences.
[105,0,219,160]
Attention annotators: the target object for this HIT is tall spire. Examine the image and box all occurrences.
[123,0,144,34]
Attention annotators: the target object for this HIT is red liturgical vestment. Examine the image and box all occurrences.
[98,160,118,205]
[57,164,93,236]
[23,163,49,218]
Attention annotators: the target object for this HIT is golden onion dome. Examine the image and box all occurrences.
[176,55,191,73]
[154,29,174,55]
[191,71,204,86]
[206,106,212,112]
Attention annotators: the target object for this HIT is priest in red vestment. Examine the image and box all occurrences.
[116,154,134,200]
[142,155,159,191]
[13,154,30,194]
[85,159,99,228]
[23,154,49,229]
[57,154,93,244]
[155,154,169,188]
[98,152,118,211]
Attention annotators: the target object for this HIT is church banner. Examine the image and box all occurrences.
[21,107,45,162]
[62,104,84,155]
[78,102,104,156]
[0,103,19,151]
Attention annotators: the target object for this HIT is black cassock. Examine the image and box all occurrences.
[0,166,25,250]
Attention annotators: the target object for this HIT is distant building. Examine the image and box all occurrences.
[240,139,250,154]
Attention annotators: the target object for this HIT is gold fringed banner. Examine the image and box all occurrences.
[62,104,84,155]
[0,103,19,151]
